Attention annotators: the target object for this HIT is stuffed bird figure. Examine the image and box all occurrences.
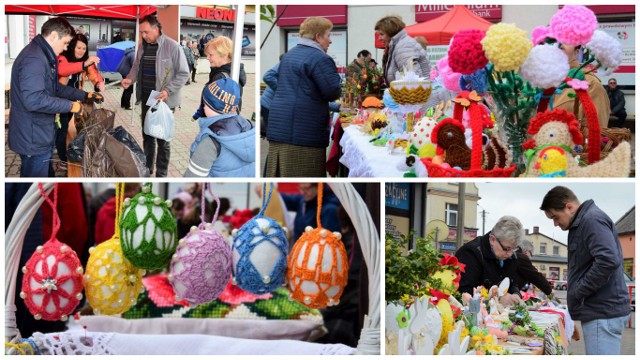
[524,109,631,177]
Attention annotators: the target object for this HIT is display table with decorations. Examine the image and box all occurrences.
[336,4,632,178]
[385,230,573,355]
[5,182,380,355]
[339,124,407,178]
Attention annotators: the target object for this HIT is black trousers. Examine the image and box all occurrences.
[141,103,171,177]
[121,85,133,108]
[191,64,197,82]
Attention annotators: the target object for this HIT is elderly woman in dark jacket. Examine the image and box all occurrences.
[375,15,430,85]
[265,17,341,177]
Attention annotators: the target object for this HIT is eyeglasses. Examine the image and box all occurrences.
[491,233,516,253]
[609,81,617,85]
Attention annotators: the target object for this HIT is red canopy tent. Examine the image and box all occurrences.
[4,5,156,20]
[374,5,493,49]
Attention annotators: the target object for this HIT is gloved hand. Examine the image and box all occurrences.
[70,101,85,116]
[192,104,204,121]
[86,92,104,104]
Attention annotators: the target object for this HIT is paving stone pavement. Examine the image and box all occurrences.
[5,71,255,178]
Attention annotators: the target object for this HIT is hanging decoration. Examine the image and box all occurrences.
[287,183,349,309]
[169,183,232,305]
[232,183,289,295]
[120,183,178,270]
[20,183,84,321]
[84,183,145,315]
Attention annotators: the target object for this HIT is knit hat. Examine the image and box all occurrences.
[202,78,240,114]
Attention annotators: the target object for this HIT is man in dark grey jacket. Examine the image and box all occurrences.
[541,186,630,355]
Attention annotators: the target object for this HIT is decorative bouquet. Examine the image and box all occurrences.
[342,65,383,108]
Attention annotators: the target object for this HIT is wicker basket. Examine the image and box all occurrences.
[577,126,631,164]
[5,183,380,355]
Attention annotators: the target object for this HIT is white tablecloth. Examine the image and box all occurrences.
[339,125,406,178]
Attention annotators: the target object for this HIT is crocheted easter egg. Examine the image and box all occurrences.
[169,224,232,305]
[20,239,84,321]
[84,237,145,315]
[120,186,178,270]
[410,116,438,153]
[287,227,349,309]
[232,216,289,295]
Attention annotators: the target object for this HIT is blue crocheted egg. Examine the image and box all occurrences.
[120,187,178,270]
[231,215,288,294]
[169,224,232,305]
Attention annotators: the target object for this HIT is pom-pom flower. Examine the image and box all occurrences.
[459,68,489,95]
[549,5,597,46]
[448,30,488,75]
[437,56,462,92]
[532,25,553,45]
[481,23,532,72]
[585,30,623,75]
[520,45,569,89]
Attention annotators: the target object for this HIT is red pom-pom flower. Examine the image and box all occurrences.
[448,29,488,75]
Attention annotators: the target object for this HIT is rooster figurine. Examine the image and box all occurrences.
[523,109,630,177]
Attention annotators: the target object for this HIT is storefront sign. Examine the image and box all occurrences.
[440,243,457,250]
[385,183,411,212]
[415,5,502,22]
[386,215,410,245]
[277,5,348,27]
[28,15,36,41]
[447,228,478,239]
[597,21,635,87]
[196,7,235,22]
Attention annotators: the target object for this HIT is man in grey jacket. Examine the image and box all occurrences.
[122,15,189,177]
[540,186,630,355]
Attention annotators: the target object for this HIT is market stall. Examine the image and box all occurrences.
[385,232,572,355]
[338,5,632,178]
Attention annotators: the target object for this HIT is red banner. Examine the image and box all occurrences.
[28,15,36,41]
[415,5,502,22]
[276,5,348,27]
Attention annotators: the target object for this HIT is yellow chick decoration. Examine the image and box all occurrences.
[436,298,454,349]
[534,146,567,177]
[429,269,458,296]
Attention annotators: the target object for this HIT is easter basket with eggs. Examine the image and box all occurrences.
[5,183,380,355]
[421,91,516,178]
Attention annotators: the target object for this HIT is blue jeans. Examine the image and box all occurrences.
[19,150,53,177]
[581,315,627,355]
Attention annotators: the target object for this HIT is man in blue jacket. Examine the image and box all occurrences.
[281,183,341,242]
[541,186,630,355]
[9,17,102,177]
[184,78,255,177]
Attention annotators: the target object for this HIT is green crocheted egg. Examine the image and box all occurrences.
[120,186,178,270]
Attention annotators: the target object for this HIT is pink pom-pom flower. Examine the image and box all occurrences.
[549,5,597,46]
[532,25,553,45]
[437,56,462,92]
[447,29,488,75]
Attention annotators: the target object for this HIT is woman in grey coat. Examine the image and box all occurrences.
[375,15,430,85]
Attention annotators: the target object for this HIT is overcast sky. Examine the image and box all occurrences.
[475,182,635,245]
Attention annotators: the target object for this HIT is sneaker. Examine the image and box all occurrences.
[192,80,197,83]
[58,162,68,171]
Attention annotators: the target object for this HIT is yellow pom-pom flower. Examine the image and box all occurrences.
[482,23,532,72]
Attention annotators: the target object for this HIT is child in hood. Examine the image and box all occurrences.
[185,78,255,177]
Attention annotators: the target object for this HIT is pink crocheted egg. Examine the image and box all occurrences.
[168,224,232,305]
[20,239,84,321]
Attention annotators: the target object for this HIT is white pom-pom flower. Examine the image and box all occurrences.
[586,30,623,76]
[519,45,569,89]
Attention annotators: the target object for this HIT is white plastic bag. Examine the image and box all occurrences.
[144,100,174,141]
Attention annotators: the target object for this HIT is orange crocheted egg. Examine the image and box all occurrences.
[287,226,349,309]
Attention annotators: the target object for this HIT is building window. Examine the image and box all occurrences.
[553,246,559,255]
[445,203,458,227]
[540,242,547,254]
[540,264,546,270]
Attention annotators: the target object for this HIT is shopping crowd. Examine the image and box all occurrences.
[8,15,255,178]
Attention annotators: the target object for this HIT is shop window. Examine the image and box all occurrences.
[445,203,458,227]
